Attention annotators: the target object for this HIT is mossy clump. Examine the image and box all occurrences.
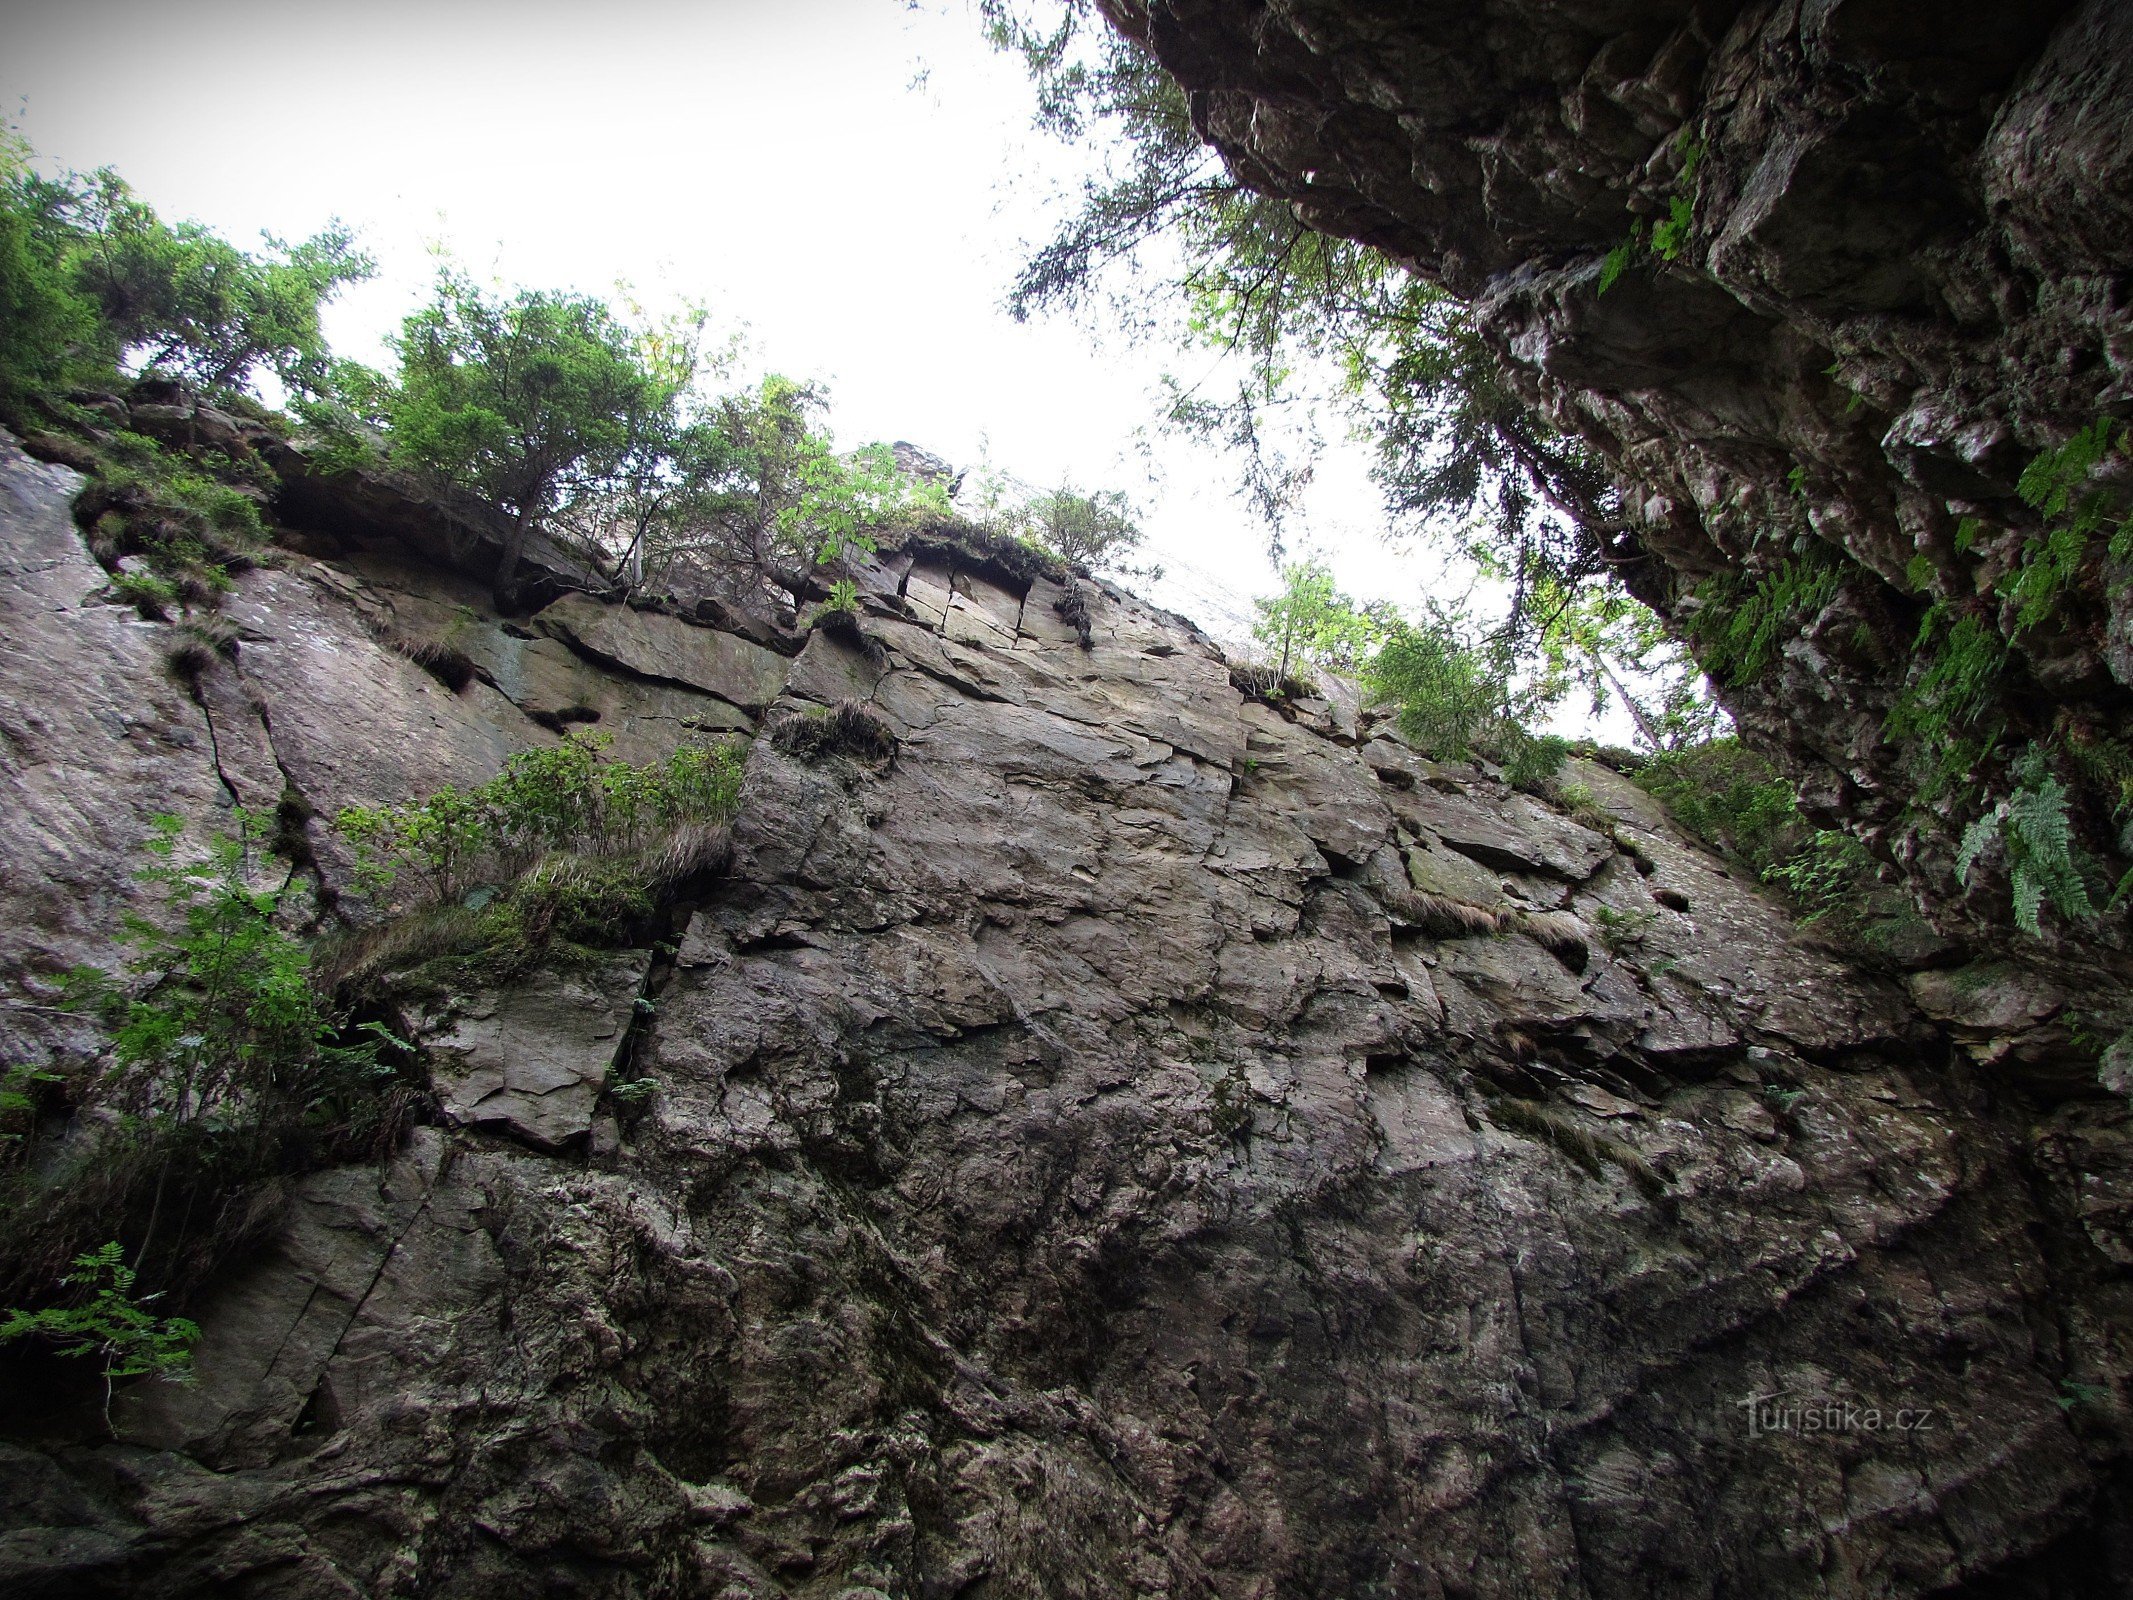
[73,426,273,614]
[768,700,897,764]
[380,628,478,692]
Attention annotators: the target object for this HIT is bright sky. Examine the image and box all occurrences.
[0,0,1568,709]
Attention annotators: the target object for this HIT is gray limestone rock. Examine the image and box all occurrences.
[0,445,2125,1597]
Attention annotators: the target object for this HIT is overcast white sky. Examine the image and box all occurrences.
[0,0,1503,667]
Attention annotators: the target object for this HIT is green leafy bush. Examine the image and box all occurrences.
[65,813,389,1131]
[1252,561,1380,682]
[3,813,405,1343]
[0,137,368,416]
[337,731,744,906]
[0,1066,59,1143]
[1363,613,1538,764]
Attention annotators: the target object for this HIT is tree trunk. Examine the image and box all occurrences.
[492,510,531,613]
[1593,651,1666,750]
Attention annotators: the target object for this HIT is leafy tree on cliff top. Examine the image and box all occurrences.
[365,271,946,609]
[1251,561,1379,682]
[0,134,370,417]
[377,270,663,607]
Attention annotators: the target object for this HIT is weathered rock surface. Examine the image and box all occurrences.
[422,950,654,1151]
[1101,0,2133,1019]
[0,431,2127,1596]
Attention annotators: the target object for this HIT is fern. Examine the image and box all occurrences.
[1598,131,1703,290]
[2000,419,2129,628]
[1597,224,1643,295]
[1957,747,2095,935]
[1688,549,1843,686]
[1884,604,2006,795]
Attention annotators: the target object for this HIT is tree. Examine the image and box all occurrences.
[68,171,373,396]
[964,467,1155,578]
[610,374,948,604]
[381,271,663,608]
[980,1,1690,711]
[1250,561,1379,682]
[0,138,102,419]
[0,136,370,417]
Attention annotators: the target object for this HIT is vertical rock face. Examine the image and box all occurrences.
[0,425,2127,1596]
[1100,0,2133,1001]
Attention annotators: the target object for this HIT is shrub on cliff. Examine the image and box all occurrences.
[0,811,408,1345]
[338,273,948,609]
[1364,610,1564,784]
[366,270,662,606]
[336,730,745,907]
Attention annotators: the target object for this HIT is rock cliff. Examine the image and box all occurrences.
[1098,0,2133,1043]
[0,408,2128,1596]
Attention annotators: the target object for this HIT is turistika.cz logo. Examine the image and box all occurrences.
[1738,1392,1937,1438]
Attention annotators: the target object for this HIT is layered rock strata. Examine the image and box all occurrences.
[1100,0,2133,1028]
[0,428,2127,1595]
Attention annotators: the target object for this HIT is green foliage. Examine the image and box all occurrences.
[1633,738,1905,942]
[5,815,405,1350]
[1364,609,1565,784]
[1598,132,1704,291]
[551,364,948,604]
[1593,903,1658,952]
[1503,734,1572,792]
[337,731,744,906]
[982,1,1631,664]
[111,568,180,618]
[1250,561,1381,681]
[968,472,1155,579]
[81,429,270,611]
[365,269,660,597]
[0,1066,59,1143]
[1522,572,1718,750]
[0,135,367,414]
[767,700,898,764]
[1366,614,1511,762]
[2002,418,2129,629]
[1597,225,1643,296]
[0,1241,199,1408]
[1884,604,2007,797]
[0,135,103,418]
[473,855,657,976]
[1957,746,2094,935]
[64,812,388,1130]
[1687,549,1843,686]
[66,172,370,395]
[1648,136,1704,261]
[1763,829,1878,927]
[1634,740,1801,865]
